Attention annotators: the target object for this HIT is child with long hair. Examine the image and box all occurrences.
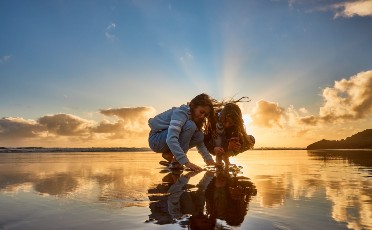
[204,98,255,165]
[148,93,216,171]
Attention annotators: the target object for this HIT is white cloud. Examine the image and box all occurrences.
[179,49,194,63]
[283,70,372,128]
[308,70,372,124]
[105,22,118,41]
[333,0,372,18]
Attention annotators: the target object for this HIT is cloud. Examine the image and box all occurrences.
[296,70,372,126]
[332,0,372,18]
[245,70,372,148]
[299,115,319,125]
[93,119,123,134]
[0,117,42,139]
[179,49,194,63]
[288,0,296,9]
[97,107,156,138]
[100,107,155,121]
[105,22,118,41]
[0,55,12,64]
[320,70,372,121]
[0,106,157,146]
[38,114,93,136]
[250,100,286,128]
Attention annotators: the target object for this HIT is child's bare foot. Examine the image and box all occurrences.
[162,151,174,162]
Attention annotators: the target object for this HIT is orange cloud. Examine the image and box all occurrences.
[332,0,372,18]
[0,117,42,139]
[96,107,156,139]
[250,100,286,128]
[100,107,155,123]
[299,115,319,126]
[38,114,93,136]
[0,107,156,147]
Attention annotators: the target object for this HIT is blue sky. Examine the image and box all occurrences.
[1,0,372,147]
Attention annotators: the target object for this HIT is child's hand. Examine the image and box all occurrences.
[228,138,241,151]
[214,147,225,155]
[205,159,216,166]
[185,162,202,171]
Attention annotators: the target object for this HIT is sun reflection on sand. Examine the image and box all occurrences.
[0,150,371,229]
[232,150,372,229]
[0,152,165,208]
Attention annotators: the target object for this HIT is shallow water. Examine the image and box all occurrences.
[0,150,371,230]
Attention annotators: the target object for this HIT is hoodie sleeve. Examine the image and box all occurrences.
[196,141,213,163]
[165,106,189,165]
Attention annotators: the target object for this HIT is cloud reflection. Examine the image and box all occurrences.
[0,150,371,229]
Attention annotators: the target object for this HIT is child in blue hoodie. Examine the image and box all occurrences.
[148,93,216,171]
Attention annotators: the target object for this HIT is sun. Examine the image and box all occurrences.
[242,113,253,133]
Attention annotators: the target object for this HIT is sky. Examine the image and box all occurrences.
[1,0,372,148]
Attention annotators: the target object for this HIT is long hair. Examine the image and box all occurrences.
[204,97,251,144]
[189,93,218,130]
[220,103,245,138]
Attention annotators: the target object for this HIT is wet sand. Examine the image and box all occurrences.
[0,150,371,229]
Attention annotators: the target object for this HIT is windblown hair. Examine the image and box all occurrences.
[189,93,218,130]
[204,97,254,151]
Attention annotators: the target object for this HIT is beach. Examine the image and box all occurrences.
[0,150,371,230]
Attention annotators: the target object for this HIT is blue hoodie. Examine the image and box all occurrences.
[148,104,213,165]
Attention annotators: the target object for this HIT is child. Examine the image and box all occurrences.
[148,93,216,171]
[204,101,255,165]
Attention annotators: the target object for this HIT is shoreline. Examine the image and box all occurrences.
[0,147,152,153]
[2,147,307,153]
[3,147,372,153]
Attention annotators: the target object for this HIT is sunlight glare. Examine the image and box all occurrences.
[242,113,252,132]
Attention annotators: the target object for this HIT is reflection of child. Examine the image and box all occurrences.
[205,102,255,165]
[167,171,216,230]
[148,93,216,171]
[205,170,257,227]
[167,171,213,218]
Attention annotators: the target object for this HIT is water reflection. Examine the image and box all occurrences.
[35,173,78,196]
[0,151,371,230]
[0,152,162,208]
[308,149,372,169]
[308,149,372,230]
[147,165,257,229]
